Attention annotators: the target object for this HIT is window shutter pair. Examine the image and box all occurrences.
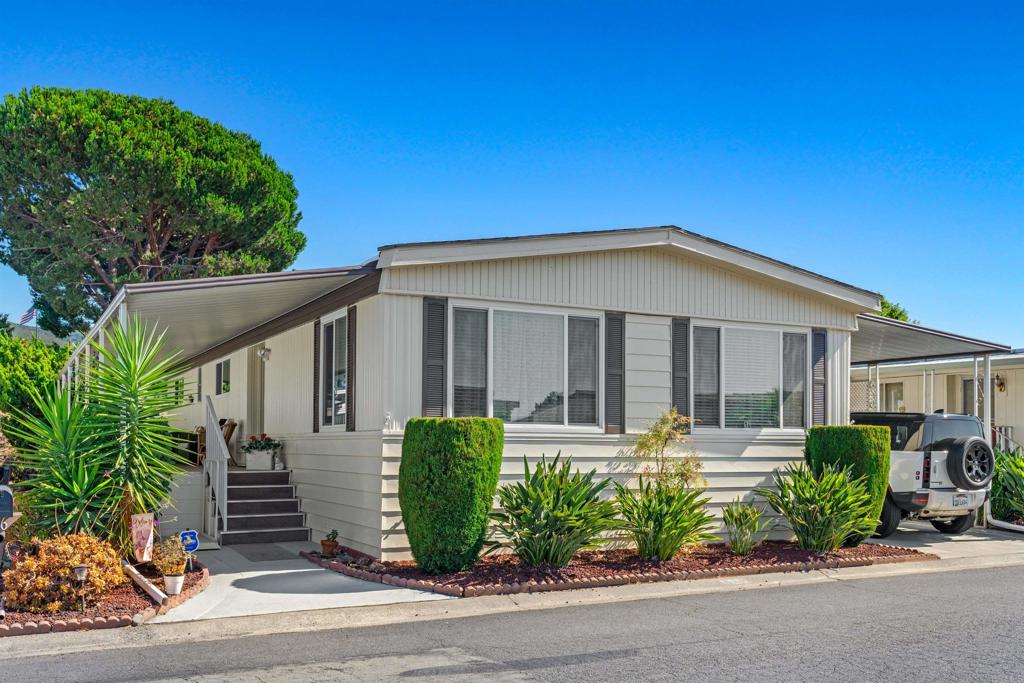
[312,309,358,432]
[671,319,690,426]
[604,313,625,434]
[811,328,828,426]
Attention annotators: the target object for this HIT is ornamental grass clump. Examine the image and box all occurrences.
[755,463,877,553]
[2,534,126,614]
[615,477,715,561]
[489,454,618,567]
[722,498,774,556]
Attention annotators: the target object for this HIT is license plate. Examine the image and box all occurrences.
[953,494,969,507]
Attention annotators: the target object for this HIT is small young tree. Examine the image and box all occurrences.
[630,407,705,489]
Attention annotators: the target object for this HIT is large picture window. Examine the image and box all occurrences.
[321,314,348,426]
[451,305,600,427]
[691,324,810,430]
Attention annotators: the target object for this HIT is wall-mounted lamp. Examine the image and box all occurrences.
[995,374,1007,393]
[257,347,272,362]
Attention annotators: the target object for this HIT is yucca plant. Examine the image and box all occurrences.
[991,449,1024,523]
[4,384,113,536]
[488,454,619,567]
[83,318,189,555]
[615,477,715,561]
[755,463,876,553]
[722,498,774,556]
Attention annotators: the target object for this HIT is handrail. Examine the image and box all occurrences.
[202,396,230,543]
[993,425,1023,453]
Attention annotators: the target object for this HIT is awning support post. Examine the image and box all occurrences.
[973,355,979,417]
[929,369,935,413]
[984,354,993,444]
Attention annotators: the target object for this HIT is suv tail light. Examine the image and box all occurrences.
[922,452,931,488]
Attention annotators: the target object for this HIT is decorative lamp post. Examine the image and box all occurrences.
[73,564,89,613]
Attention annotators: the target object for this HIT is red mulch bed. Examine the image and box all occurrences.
[383,542,931,588]
[305,541,936,598]
[1,563,204,627]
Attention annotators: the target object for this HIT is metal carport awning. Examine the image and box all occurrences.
[851,314,1010,366]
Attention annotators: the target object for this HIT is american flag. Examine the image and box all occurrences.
[18,308,36,325]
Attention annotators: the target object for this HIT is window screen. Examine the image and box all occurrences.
[783,333,807,428]
[568,316,598,425]
[693,326,721,427]
[493,310,563,424]
[453,308,488,417]
[332,316,347,423]
[724,328,779,428]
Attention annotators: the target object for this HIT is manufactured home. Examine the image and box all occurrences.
[61,226,1010,559]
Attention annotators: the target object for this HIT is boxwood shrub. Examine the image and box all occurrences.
[804,425,890,544]
[398,417,504,574]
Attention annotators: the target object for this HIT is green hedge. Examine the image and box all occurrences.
[804,425,890,545]
[398,417,504,573]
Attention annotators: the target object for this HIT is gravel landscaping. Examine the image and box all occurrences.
[304,542,936,598]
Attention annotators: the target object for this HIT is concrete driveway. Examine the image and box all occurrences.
[869,519,1024,560]
[150,541,449,623]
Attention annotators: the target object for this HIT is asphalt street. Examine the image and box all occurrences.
[5,566,1019,683]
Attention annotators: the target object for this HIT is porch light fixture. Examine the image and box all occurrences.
[257,347,272,362]
[995,374,1007,393]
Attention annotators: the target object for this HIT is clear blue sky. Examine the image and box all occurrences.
[2,2,1021,344]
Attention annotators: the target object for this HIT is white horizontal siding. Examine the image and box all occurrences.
[380,246,859,330]
[625,314,672,433]
[160,468,204,537]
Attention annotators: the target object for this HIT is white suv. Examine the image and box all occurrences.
[850,412,995,537]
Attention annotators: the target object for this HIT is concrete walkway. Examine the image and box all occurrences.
[868,519,1024,560]
[150,541,449,623]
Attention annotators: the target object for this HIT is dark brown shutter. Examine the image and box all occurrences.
[671,319,690,423]
[312,319,321,433]
[605,312,625,434]
[422,297,447,417]
[197,367,202,399]
[811,328,827,426]
[346,305,357,432]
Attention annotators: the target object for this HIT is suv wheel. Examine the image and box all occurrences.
[874,493,902,538]
[930,514,975,534]
[946,436,995,490]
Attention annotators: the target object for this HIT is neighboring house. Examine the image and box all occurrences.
[7,322,80,346]
[60,226,1009,559]
[851,350,1024,450]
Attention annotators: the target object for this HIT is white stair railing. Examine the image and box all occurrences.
[202,397,230,543]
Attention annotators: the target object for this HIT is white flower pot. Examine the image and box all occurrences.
[245,449,274,470]
[163,574,184,595]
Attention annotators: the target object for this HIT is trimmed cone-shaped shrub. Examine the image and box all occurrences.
[804,425,890,545]
[2,534,126,614]
[398,417,503,574]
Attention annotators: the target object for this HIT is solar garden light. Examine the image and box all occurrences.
[73,564,89,612]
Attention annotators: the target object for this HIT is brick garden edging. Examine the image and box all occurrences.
[0,560,210,638]
[301,547,934,599]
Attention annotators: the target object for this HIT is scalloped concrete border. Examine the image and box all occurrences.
[301,546,936,598]
[0,560,210,638]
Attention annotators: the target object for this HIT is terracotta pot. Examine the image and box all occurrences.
[321,540,339,557]
[163,574,185,595]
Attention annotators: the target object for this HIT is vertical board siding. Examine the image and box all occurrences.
[354,296,384,431]
[263,323,315,435]
[827,330,852,425]
[381,246,859,330]
[624,314,672,433]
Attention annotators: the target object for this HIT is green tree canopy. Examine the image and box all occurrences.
[879,295,911,322]
[0,332,70,418]
[0,87,306,335]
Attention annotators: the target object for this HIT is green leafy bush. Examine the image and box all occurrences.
[0,333,70,443]
[489,454,618,567]
[615,477,715,560]
[804,425,890,545]
[398,417,503,574]
[991,449,1024,523]
[756,463,877,553]
[630,407,704,489]
[723,498,774,556]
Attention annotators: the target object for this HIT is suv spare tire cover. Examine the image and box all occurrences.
[945,436,995,490]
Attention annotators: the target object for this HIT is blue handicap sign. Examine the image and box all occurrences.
[179,529,200,553]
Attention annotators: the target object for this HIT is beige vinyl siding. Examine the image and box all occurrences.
[379,431,802,560]
[827,329,852,425]
[263,322,314,435]
[380,246,859,331]
[158,469,203,538]
[624,314,672,433]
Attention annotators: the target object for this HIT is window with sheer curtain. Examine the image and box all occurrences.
[451,306,599,427]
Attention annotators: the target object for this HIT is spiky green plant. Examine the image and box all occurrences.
[488,454,618,567]
[991,449,1024,523]
[4,384,113,536]
[722,498,774,556]
[83,318,189,555]
[755,463,876,553]
[615,477,715,561]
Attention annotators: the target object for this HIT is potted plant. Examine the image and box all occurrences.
[153,537,189,595]
[321,529,339,557]
[241,433,283,470]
